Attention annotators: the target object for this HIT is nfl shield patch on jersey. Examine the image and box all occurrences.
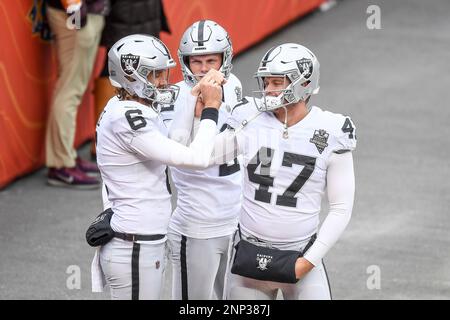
[309,129,329,154]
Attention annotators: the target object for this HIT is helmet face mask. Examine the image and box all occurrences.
[108,34,180,108]
[254,75,295,112]
[253,43,320,112]
[142,69,179,107]
[178,20,233,86]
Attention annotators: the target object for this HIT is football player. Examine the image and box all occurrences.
[165,20,243,300]
[211,43,357,300]
[93,34,224,300]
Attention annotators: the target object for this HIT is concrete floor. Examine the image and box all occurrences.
[1,0,449,299]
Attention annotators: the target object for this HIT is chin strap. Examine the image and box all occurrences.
[282,106,289,139]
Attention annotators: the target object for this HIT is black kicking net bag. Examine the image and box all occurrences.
[231,233,316,284]
[231,239,300,284]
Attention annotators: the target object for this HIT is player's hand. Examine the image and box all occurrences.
[199,79,222,109]
[203,69,226,85]
[191,69,226,96]
[191,83,201,97]
[295,257,314,280]
[194,95,205,118]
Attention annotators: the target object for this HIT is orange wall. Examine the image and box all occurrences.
[0,0,324,188]
[160,0,325,82]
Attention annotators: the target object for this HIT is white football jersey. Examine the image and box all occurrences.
[169,74,243,238]
[96,97,172,235]
[229,98,357,243]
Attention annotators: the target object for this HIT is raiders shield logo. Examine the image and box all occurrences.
[296,58,313,79]
[309,129,329,154]
[256,254,272,271]
[121,54,140,75]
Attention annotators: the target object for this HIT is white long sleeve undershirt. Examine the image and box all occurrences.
[128,116,218,170]
[303,151,355,266]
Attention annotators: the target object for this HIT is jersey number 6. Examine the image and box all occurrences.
[125,109,147,130]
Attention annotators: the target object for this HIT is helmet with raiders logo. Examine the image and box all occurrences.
[108,34,179,106]
[254,43,320,112]
[178,20,233,86]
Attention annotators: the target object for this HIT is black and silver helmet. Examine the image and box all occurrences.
[178,20,233,86]
[254,43,320,112]
[108,34,179,106]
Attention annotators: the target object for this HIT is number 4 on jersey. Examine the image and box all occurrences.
[341,118,356,139]
[247,147,316,208]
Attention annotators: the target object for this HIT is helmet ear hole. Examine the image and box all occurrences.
[183,56,191,71]
[302,80,311,87]
[124,75,136,82]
